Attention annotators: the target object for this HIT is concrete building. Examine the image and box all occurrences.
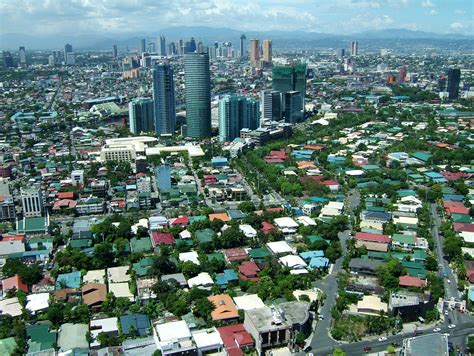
[20,188,44,218]
[218,95,260,142]
[262,90,282,121]
[100,144,136,162]
[250,39,260,68]
[402,333,448,356]
[262,39,272,67]
[153,320,196,355]
[129,97,154,134]
[70,170,84,186]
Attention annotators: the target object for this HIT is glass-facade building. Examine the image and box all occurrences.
[272,63,307,107]
[153,64,176,135]
[129,97,154,134]
[218,95,260,142]
[184,53,211,138]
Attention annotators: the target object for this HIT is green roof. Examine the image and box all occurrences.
[396,189,416,197]
[16,216,49,232]
[207,252,225,262]
[366,251,390,260]
[249,247,271,260]
[392,234,416,244]
[366,206,386,212]
[69,239,92,249]
[361,164,380,171]
[133,257,154,277]
[26,324,56,352]
[411,151,432,162]
[0,337,17,356]
[130,237,153,253]
[195,229,215,244]
[452,214,472,223]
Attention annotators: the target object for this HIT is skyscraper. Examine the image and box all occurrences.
[397,66,407,84]
[184,53,211,138]
[261,90,282,121]
[19,47,26,67]
[64,43,73,64]
[263,39,272,67]
[2,51,14,68]
[159,35,166,56]
[447,68,461,99]
[187,38,197,53]
[272,63,307,107]
[336,48,345,60]
[250,39,260,67]
[240,34,246,58]
[284,91,303,124]
[350,41,359,56]
[140,39,146,53]
[218,95,260,142]
[113,45,118,59]
[152,64,176,135]
[129,98,154,134]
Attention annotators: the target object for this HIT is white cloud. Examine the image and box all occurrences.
[454,9,466,15]
[449,22,465,30]
[421,0,435,8]
[428,9,438,15]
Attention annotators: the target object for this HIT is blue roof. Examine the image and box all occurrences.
[309,196,328,203]
[392,95,410,100]
[300,250,325,260]
[55,271,81,289]
[469,288,474,302]
[211,157,228,164]
[223,269,239,281]
[215,274,228,287]
[424,171,445,179]
[308,257,330,269]
[443,194,465,202]
[120,314,150,336]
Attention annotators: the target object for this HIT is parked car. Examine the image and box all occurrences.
[378,336,387,342]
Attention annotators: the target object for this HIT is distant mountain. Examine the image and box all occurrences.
[0,26,472,50]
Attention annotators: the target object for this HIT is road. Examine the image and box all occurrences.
[430,203,460,301]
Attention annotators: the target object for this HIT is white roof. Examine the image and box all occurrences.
[462,247,474,257]
[192,328,223,349]
[274,217,299,229]
[296,216,317,226]
[0,297,22,317]
[187,272,213,288]
[393,216,418,225]
[326,201,344,210]
[279,255,307,269]
[156,320,191,342]
[83,269,106,284]
[131,219,149,234]
[319,207,341,217]
[233,294,266,310]
[109,282,134,301]
[90,317,118,332]
[179,230,192,239]
[26,293,49,313]
[179,251,200,265]
[266,241,293,254]
[107,266,130,283]
[146,144,205,158]
[290,269,309,275]
[239,224,257,238]
[460,231,474,243]
[346,169,364,176]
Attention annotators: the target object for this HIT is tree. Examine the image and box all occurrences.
[93,242,115,268]
[97,332,121,347]
[2,260,42,285]
[333,348,346,356]
[193,298,215,321]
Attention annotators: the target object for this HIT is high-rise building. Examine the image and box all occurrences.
[152,64,176,135]
[397,66,407,84]
[350,41,359,56]
[263,39,272,67]
[208,46,216,60]
[113,45,118,59]
[218,95,260,142]
[261,90,282,121]
[336,48,345,60]
[438,76,447,92]
[148,42,156,53]
[186,37,197,53]
[159,35,166,56]
[21,187,44,218]
[129,98,154,134]
[53,50,62,64]
[447,68,461,99]
[2,51,14,68]
[167,42,176,56]
[284,91,303,124]
[197,41,205,54]
[272,63,307,107]
[240,34,246,58]
[18,47,26,67]
[140,39,146,53]
[156,164,171,191]
[66,52,76,65]
[178,39,184,55]
[184,53,211,138]
[64,43,73,64]
[250,39,260,67]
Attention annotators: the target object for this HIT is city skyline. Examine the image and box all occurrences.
[0,0,472,38]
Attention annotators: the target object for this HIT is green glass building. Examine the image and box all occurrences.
[184,53,211,138]
[272,63,307,107]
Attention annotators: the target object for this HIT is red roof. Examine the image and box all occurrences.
[1,235,26,242]
[217,324,254,356]
[238,261,260,279]
[151,232,176,246]
[399,275,425,288]
[266,207,283,213]
[170,215,189,226]
[56,191,74,199]
[440,171,471,181]
[355,232,390,244]
[260,221,275,235]
[443,201,469,216]
[224,248,248,262]
[2,275,28,293]
[453,222,474,233]
[321,180,339,186]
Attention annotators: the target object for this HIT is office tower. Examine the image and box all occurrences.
[129,98,154,134]
[250,39,260,67]
[197,41,205,54]
[336,48,345,60]
[140,39,146,53]
[184,53,211,138]
[157,36,166,56]
[148,42,156,53]
[447,68,461,99]
[48,55,55,66]
[178,39,184,55]
[64,43,73,64]
[397,66,406,84]
[438,76,447,92]
[167,43,175,56]
[156,164,171,191]
[141,53,152,67]
[188,37,197,53]
[18,47,26,67]
[284,91,303,124]
[21,187,44,218]
[261,90,282,121]
[152,64,176,135]
[66,52,76,65]
[272,63,306,107]
[53,50,62,64]
[208,46,216,60]
[2,51,14,68]
[240,34,246,58]
[113,45,118,59]
[218,95,260,142]
[350,41,359,56]
[263,39,272,67]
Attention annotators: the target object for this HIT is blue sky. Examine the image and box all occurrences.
[0,0,472,35]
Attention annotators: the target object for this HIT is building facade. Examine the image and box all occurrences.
[284,91,303,123]
[447,68,461,99]
[153,64,176,135]
[129,98,154,134]
[249,39,260,68]
[21,188,44,218]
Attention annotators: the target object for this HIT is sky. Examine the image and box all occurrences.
[0,0,472,36]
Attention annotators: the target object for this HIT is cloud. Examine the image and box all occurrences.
[427,9,438,15]
[449,22,465,30]
[454,9,466,15]
[421,0,435,8]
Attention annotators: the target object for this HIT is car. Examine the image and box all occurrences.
[304,346,312,352]
[456,345,461,352]
[378,337,387,342]
[448,324,456,329]
[447,279,451,283]
[433,327,441,332]
[444,310,449,315]
[319,314,324,320]
[363,347,372,353]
